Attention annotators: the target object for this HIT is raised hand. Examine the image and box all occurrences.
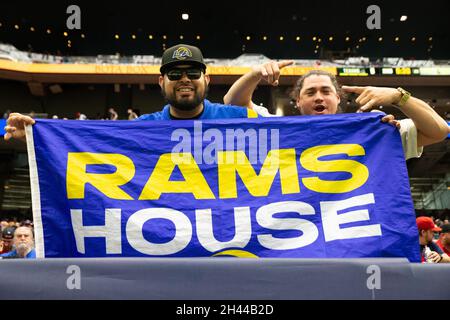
[253,60,294,86]
[342,86,402,112]
[4,113,35,141]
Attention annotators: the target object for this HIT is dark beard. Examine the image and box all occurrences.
[161,83,208,111]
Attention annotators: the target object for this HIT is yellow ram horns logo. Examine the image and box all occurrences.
[172,47,193,60]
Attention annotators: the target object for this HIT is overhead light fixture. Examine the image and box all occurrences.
[263,36,267,41]
[63,32,68,37]
[296,36,300,41]
[81,34,85,38]
[182,13,189,20]
[46,29,51,34]
[345,37,350,41]
[148,35,153,39]
[246,36,251,40]
[115,34,119,39]
[132,34,136,39]
[279,36,284,41]
[14,24,19,30]
[400,15,407,21]
[196,35,201,40]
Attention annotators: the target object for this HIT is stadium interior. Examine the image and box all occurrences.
[0,0,449,221]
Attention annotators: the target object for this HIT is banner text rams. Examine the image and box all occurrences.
[66,144,369,200]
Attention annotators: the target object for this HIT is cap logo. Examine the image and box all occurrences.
[172,47,192,60]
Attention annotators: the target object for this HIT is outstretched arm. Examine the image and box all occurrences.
[224,60,293,108]
[342,86,448,148]
[4,113,35,142]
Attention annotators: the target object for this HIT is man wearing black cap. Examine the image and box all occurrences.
[0,227,16,254]
[137,44,258,120]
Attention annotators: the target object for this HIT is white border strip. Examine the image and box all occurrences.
[25,124,45,258]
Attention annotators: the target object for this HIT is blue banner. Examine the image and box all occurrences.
[27,113,420,261]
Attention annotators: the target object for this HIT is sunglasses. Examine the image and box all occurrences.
[166,68,203,81]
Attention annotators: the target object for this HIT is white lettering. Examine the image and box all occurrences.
[321,193,381,242]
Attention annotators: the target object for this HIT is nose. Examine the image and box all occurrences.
[313,91,324,102]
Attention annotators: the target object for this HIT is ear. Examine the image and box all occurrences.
[158,75,164,89]
[296,97,303,114]
[204,73,210,86]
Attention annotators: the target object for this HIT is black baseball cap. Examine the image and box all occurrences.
[2,227,15,240]
[160,44,206,74]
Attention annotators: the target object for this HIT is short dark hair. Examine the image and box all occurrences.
[290,70,345,101]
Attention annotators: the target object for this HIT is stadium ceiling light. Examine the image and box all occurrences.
[182,13,189,20]
[400,15,407,21]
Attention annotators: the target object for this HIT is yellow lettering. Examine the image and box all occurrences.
[218,149,299,198]
[300,144,369,193]
[139,153,215,200]
[67,152,135,199]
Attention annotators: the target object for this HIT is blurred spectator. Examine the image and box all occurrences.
[436,224,450,256]
[3,109,11,119]
[20,219,33,228]
[0,219,8,230]
[416,217,450,263]
[108,107,118,120]
[75,112,87,120]
[0,227,16,254]
[0,226,36,259]
[127,108,138,120]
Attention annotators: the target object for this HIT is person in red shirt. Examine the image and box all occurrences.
[436,224,450,256]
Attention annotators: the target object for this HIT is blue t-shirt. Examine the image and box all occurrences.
[136,100,258,120]
[0,249,36,259]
